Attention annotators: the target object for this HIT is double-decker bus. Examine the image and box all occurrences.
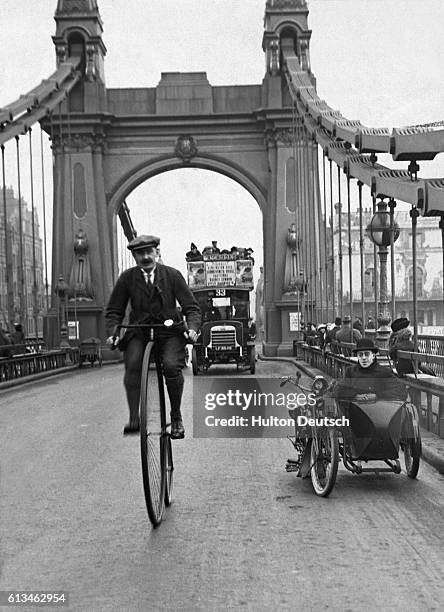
[186,246,256,374]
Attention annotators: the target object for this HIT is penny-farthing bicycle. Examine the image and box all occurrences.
[116,320,190,526]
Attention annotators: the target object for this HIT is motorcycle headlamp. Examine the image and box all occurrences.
[311,376,329,394]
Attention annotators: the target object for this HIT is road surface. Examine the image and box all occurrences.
[1,360,443,611]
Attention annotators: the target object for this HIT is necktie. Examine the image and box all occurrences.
[142,270,152,286]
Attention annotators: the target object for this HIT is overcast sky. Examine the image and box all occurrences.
[0,0,443,284]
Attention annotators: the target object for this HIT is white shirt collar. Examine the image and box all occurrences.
[140,266,156,282]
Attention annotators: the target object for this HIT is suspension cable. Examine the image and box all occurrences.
[372,193,379,329]
[58,101,64,276]
[322,151,329,323]
[28,128,39,338]
[388,198,396,320]
[410,206,419,351]
[1,145,12,326]
[329,159,336,318]
[40,124,50,313]
[304,125,312,324]
[346,171,353,325]
[321,147,329,323]
[312,136,320,324]
[358,181,365,328]
[15,136,26,329]
[337,165,343,319]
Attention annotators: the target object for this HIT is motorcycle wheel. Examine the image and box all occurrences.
[310,428,339,497]
[404,439,421,479]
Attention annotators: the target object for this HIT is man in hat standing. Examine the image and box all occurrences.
[332,338,407,402]
[388,317,413,374]
[335,315,362,345]
[105,235,201,437]
[185,243,202,261]
[324,317,342,352]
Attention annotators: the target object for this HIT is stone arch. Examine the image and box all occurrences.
[59,23,91,38]
[107,154,268,220]
[106,155,268,298]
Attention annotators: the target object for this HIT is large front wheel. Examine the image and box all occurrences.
[164,435,174,506]
[310,428,339,497]
[140,342,167,526]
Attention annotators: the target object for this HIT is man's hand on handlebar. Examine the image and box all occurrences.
[106,335,119,348]
[186,329,199,344]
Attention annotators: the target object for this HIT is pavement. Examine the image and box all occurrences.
[259,353,444,476]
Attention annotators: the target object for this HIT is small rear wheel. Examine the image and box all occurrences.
[310,428,339,497]
[402,404,421,479]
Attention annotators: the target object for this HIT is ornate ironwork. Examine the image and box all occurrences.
[51,132,106,153]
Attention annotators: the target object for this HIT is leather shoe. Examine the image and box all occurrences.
[171,418,185,439]
[123,421,140,435]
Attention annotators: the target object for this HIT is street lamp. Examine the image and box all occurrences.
[54,275,71,351]
[366,199,400,346]
[284,224,302,297]
[284,224,305,333]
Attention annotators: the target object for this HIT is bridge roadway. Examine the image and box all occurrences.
[1,360,443,612]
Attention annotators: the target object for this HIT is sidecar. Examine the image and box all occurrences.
[336,395,421,478]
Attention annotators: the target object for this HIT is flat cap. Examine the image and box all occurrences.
[127,235,160,251]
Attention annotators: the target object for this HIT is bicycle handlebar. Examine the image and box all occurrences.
[109,320,198,349]
[117,322,183,330]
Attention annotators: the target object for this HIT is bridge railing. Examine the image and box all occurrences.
[0,349,79,384]
[416,335,444,356]
[296,342,444,438]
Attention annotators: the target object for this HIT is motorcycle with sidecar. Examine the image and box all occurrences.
[281,373,422,497]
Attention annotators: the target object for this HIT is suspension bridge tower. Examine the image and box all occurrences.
[47,0,319,355]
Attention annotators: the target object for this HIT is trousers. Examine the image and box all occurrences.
[123,334,186,418]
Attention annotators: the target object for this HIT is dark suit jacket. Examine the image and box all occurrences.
[332,360,407,402]
[105,264,201,338]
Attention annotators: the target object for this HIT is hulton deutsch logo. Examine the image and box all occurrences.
[192,377,342,438]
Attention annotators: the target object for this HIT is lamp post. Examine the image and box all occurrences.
[55,275,70,351]
[366,199,400,347]
[284,224,305,337]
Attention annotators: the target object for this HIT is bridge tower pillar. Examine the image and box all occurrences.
[261,0,318,356]
[49,0,113,343]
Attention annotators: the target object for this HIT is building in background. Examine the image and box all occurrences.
[0,187,46,338]
[332,209,443,330]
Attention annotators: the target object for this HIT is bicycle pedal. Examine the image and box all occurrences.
[285,460,300,472]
